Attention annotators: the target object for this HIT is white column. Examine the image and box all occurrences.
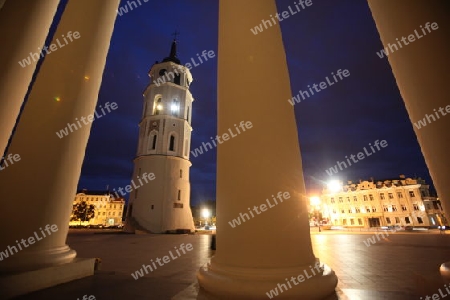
[197,0,338,298]
[367,0,450,277]
[0,0,60,154]
[0,0,120,274]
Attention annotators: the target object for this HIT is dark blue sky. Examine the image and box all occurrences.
[77,0,432,205]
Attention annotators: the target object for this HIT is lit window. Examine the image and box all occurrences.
[154,97,162,115]
[171,100,179,115]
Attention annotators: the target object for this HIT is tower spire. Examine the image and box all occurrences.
[162,31,181,64]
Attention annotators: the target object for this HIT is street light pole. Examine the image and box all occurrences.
[316,209,321,232]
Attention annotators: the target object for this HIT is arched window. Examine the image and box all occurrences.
[149,131,158,151]
[169,135,175,151]
[152,135,157,150]
[174,73,181,85]
[154,97,162,115]
[187,106,190,122]
[171,99,179,116]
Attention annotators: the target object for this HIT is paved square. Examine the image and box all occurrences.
[13,230,450,299]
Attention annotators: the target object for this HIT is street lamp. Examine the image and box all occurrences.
[327,180,342,193]
[310,196,321,232]
[202,209,211,226]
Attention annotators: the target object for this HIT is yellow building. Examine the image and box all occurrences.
[320,175,446,228]
[69,190,125,227]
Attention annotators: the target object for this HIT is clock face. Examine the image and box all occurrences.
[159,69,167,76]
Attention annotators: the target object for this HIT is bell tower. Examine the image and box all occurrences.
[127,39,195,233]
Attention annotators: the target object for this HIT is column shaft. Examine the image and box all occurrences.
[0,0,120,273]
[0,0,60,154]
[367,1,450,218]
[198,0,337,298]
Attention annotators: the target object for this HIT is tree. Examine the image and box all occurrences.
[71,201,96,225]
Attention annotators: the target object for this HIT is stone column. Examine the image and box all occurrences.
[0,0,60,155]
[197,0,338,298]
[367,0,450,277]
[0,0,120,296]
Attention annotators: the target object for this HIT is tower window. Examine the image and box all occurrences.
[154,97,162,115]
[171,99,179,116]
[159,69,167,76]
[180,169,182,178]
[151,205,154,210]
[187,106,190,123]
[174,73,181,85]
[152,134,157,150]
[169,135,175,151]
[177,190,181,200]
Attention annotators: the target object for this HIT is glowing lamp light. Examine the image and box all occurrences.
[171,103,179,112]
[327,180,341,193]
[202,209,211,218]
[310,196,321,207]
[156,104,163,110]
[54,97,61,102]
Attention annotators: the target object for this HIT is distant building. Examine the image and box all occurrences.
[69,190,125,226]
[320,175,446,228]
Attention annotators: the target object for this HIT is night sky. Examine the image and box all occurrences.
[77,0,432,205]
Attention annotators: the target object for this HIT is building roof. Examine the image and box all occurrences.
[77,189,111,196]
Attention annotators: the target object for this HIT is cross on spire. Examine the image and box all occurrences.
[172,30,180,41]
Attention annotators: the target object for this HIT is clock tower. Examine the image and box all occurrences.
[126,40,195,233]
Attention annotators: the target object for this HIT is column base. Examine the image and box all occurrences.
[440,261,450,282]
[198,257,338,299]
[0,245,76,274]
[0,257,96,299]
